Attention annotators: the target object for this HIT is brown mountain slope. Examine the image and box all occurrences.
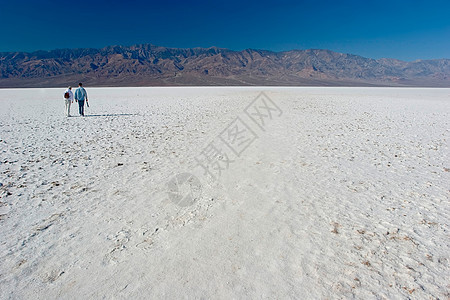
[0,44,449,87]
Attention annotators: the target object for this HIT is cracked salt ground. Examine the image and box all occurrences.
[0,87,449,299]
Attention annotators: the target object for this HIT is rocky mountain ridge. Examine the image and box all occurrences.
[1,44,449,87]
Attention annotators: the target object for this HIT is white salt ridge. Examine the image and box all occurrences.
[0,87,449,298]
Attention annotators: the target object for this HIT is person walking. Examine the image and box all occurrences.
[74,82,88,116]
[63,86,74,117]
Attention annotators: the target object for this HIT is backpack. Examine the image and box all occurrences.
[64,92,70,99]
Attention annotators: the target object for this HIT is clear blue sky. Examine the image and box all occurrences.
[0,0,449,61]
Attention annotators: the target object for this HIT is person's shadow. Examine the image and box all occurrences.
[84,113,138,117]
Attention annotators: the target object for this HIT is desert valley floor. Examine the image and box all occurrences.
[0,87,449,298]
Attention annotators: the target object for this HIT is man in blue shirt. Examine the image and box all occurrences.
[74,82,88,116]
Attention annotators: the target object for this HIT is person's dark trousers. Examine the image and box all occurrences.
[78,100,85,116]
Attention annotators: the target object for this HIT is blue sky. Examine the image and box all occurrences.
[0,0,449,61]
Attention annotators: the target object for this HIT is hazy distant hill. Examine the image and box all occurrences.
[0,44,449,87]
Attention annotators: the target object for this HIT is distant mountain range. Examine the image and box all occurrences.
[1,44,449,87]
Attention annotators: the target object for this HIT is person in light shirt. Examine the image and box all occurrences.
[63,86,74,117]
